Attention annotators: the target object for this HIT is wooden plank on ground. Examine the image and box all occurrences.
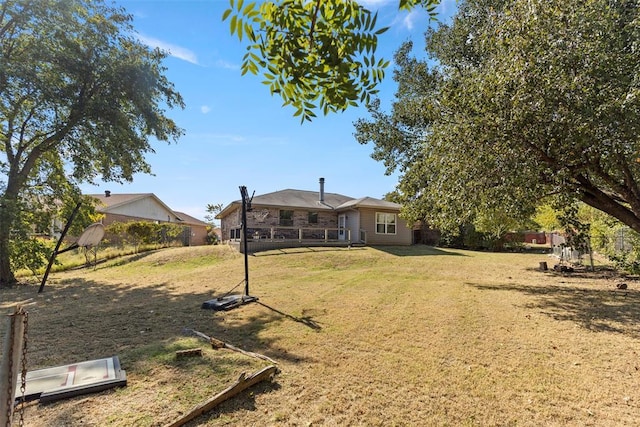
[185,328,278,365]
[164,365,278,427]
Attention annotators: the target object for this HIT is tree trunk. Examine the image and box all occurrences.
[0,194,18,287]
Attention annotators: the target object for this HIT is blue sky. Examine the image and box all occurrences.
[81,0,457,221]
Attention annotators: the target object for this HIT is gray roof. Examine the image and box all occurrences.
[251,189,353,209]
[217,189,353,218]
[173,211,209,227]
[217,189,401,218]
[336,197,401,210]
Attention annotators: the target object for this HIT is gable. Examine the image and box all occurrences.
[91,193,180,222]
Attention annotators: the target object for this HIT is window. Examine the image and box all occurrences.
[376,212,396,234]
[279,210,294,226]
[308,212,318,224]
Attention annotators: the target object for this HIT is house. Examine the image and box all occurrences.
[88,191,209,246]
[216,178,413,252]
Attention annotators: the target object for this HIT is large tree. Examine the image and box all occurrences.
[355,0,640,235]
[0,0,184,286]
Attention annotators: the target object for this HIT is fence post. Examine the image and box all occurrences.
[0,307,26,426]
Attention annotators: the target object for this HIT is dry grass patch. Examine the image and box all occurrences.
[1,245,639,426]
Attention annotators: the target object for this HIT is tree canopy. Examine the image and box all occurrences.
[0,0,184,286]
[223,0,441,122]
[355,0,640,236]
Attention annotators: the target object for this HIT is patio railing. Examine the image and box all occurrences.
[228,226,366,253]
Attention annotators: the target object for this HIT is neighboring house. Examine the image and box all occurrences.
[523,231,547,245]
[216,178,413,251]
[89,191,209,246]
[173,211,210,246]
[504,231,549,245]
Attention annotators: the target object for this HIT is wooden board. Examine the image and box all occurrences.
[165,365,278,427]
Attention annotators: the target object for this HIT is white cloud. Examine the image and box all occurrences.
[403,10,420,30]
[215,59,239,70]
[438,0,459,14]
[200,105,211,114]
[357,0,394,8]
[191,133,247,145]
[136,34,198,65]
[186,133,288,146]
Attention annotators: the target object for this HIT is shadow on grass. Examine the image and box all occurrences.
[98,250,162,268]
[525,265,635,281]
[7,275,312,372]
[468,281,640,339]
[372,245,467,257]
[252,246,364,257]
[257,301,322,331]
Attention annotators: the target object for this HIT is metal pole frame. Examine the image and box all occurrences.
[39,202,82,293]
[239,186,251,297]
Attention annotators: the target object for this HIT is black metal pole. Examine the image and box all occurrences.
[240,186,249,297]
[39,201,82,293]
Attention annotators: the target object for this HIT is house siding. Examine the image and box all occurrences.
[106,197,180,223]
[100,212,147,226]
[358,208,412,245]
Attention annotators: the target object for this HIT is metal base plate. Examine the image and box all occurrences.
[201,295,258,311]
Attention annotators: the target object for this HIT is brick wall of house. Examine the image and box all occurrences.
[249,207,338,228]
[187,225,208,246]
[221,205,339,241]
[220,207,242,240]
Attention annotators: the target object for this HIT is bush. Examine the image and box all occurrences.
[10,237,55,278]
[104,221,187,251]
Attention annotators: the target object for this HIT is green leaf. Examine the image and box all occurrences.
[230,15,238,36]
[375,26,389,35]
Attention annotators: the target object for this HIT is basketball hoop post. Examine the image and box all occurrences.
[201,186,258,310]
[240,186,251,297]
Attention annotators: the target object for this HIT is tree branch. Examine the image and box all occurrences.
[576,174,640,233]
[308,0,322,48]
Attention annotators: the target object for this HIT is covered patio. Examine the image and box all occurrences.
[228,226,367,253]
